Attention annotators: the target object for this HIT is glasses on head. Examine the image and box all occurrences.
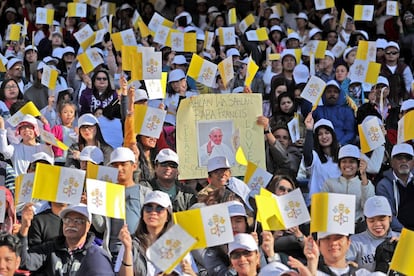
[394,154,413,161]
[230,250,254,259]
[277,186,293,193]
[159,162,178,168]
[143,204,166,213]
[4,84,18,89]
[95,77,108,81]
[385,51,399,55]
[62,217,87,225]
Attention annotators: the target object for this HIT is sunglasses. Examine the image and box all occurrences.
[230,250,254,259]
[4,85,18,89]
[143,204,166,213]
[96,77,108,81]
[159,162,178,168]
[385,51,399,55]
[62,217,87,225]
[278,186,293,193]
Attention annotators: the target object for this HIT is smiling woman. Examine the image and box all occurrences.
[0,79,24,118]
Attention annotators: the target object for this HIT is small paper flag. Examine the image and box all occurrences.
[397,110,414,144]
[358,116,385,153]
[15,173,35,204]
[389,228,414,275]
[187,54,218,88]
[7,102,41,127]
[235,147,248,166]
[134,104,167,138]
[86,162,119,183]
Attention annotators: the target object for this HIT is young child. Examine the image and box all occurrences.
[50,101,78,166]
[346,195,399,271]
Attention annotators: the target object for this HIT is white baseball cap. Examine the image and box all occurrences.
[295,12,308,21]
[228,233,258,255]
[6,58,23,71]
[226,48,241,57]
[314,118,334,132]
[338,144,360,160]
[227,201,247,217]
[155,148,179,165]
[321,14,334,25]
[286,32,300,41]
[30,152,54,165]
[144,190,172,209]
[207,156,231,173]
[79,146,104,164]
[168,69,186,83]
[24,45,38,53]
[391,143,414,158]
[364,196,392,218]
[78,113,99,127]
[270,25,283,33]
[259,262,299,276]
[325,50,335,60]
[308,28,322,39]
[172,55,187,65]
[109,147,136,164]
[16,114,39,137]
[400,99,414,112]
[59,203,92,222]
[385,41,400,51]
[376,76,389,86]
[317,231,349,240]
[134,89,148,103]
[293,64,309,84]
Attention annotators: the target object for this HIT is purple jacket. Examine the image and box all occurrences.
[79,88,118,115]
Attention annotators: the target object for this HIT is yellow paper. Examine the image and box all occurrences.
[390,228,414,275]
[173,209,207,249]
[138,20,152,38]
[8,24,21,41]
[245,57,259,87]
[315,41,328,59]
[244,161,257,183]
[134,104,148,133]
[235,147,248,166]
[21,101,41,117]
[187,54,204,80]
[86,162,99,179]
[255,194,285,230]
[131,52,143,80]
[256,28,269,41]
[356,41,368,60]
[32,164,63,201]
[310,193,329,233]
[228,8,237,25]
[122,45,138,71]
[365,62,381,84]
[358,124,370,154]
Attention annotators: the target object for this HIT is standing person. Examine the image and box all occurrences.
[346,196,399,271]
[199,127,235,166]
[18,203,115,275]
[321,144,375,233]
[303,114,341,206]
[376,143,414,232]
[150,149,197,212]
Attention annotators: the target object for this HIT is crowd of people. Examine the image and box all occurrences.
[0,0,413,275]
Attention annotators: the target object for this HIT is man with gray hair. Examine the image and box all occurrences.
[199,127,235,166]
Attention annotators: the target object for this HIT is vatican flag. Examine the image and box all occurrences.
[245,28,269,41]
[300,76,326,110]
[67,3,87,18]
[314,0,335,10]
[218,27,236,46]
[358,116,385,153]
[144,72,168,100]
[356,41,377,62]
[0,54,7,72]
[86,162,118,183]
[41,65,59,90]
[174,203,233,249]
[310,193,356,235]
[77,48,104,74]
[389,228,414,275]
[86,0,101,9]
[170,32,196,53]
[148,12,174,32]
[111,29,137,51]
[245,57,259,88]
[137,20,152,38]
[147,224,197,274]
[86,179,125,219]
[228,8,237,25]
[397,110,414,144]
[142,51,162,80]
[74,24,95,50]
[304,40,328,59]
[15,173,34,204]
[134,105,167,138]
[7,101,41,127]
[239,14,255,33]
[39,129,69,151]
[187,54,218,88]
[6,24,21,41]
[354,5,374,21]
[204,31,215,51]
[153,25,171,46]
[386,1,399,16]
[32,164,85,205]
[132,10,141,29]
[244,162,272,196]
[217,56,234,88]
[36,8,54,25]
[330,41,347,58]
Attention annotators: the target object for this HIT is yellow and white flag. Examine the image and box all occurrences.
[397,110,414,144]
[354,5,374,21]
[41,65,59,90]
[244,162,272,196]
[314,0,335,10]
[67,3,87,17]
[386,1,399,16]
[147,224,197,274]
[94,29,107,45]
[187,54,218,88]
[132,10,141,29]
[300,76,326,109]
[86,162,119,183]
[144,72,168,100]
[97,16,109,31]
[239,14,255,33]
[304,40,328,59]
[153,25,171,46]
[170,32,196,53]
[0,54,7,72]
[111,28,137,51]
[340,9,352,29]
[390,228,414,275]
[268,53,281,61]
[6,24,21,41]
[358,116,385,153]
[137,19,152,38]
[74,24,95,50]
[39,129,69,151]
[0,190,5,223]
[131,52,143,80]
[174,203,233,249]
[121,45,139,71]
[204,31,215,51]
[245,57,259,88]
[356,41,377,62]
[77,48,104,74]
[349,60,381,84]
[22,18,28,38]
[7,101,41,127]
[33,163,85,205]
[86,179,125,219]
[15,173,34,204]
[217,56,234,88]
[310,193,356,235]
[245,28,269,41]
[148,12,174,32]
[86,0,101,9]
[256,188,310,231]
[330,41,347,58]
[287,115,301,143]
[142,51,162,80]
[134,105,167,138]
[96,2,115,19]
[36,8,54,25]
[218,27,236,46]
[228,8,237,25]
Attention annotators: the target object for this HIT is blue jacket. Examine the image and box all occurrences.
[313,102,356,145]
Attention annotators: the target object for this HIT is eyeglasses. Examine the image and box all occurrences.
[143,204,166,213]
[385,51,399,55]
[230,250,255,259]
[95,77,108,81]
[159,162,178,168]
[19,125,34,130]
[80,125,96,131]
[62,217,87,225]
[275,135,289,140]
[277,186,293,193]
[4,85,18,89]
[394,154,413,161]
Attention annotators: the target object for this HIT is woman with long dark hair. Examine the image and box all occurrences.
[0,79,24,118]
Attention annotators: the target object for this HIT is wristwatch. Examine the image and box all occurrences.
[267,253,281,263]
